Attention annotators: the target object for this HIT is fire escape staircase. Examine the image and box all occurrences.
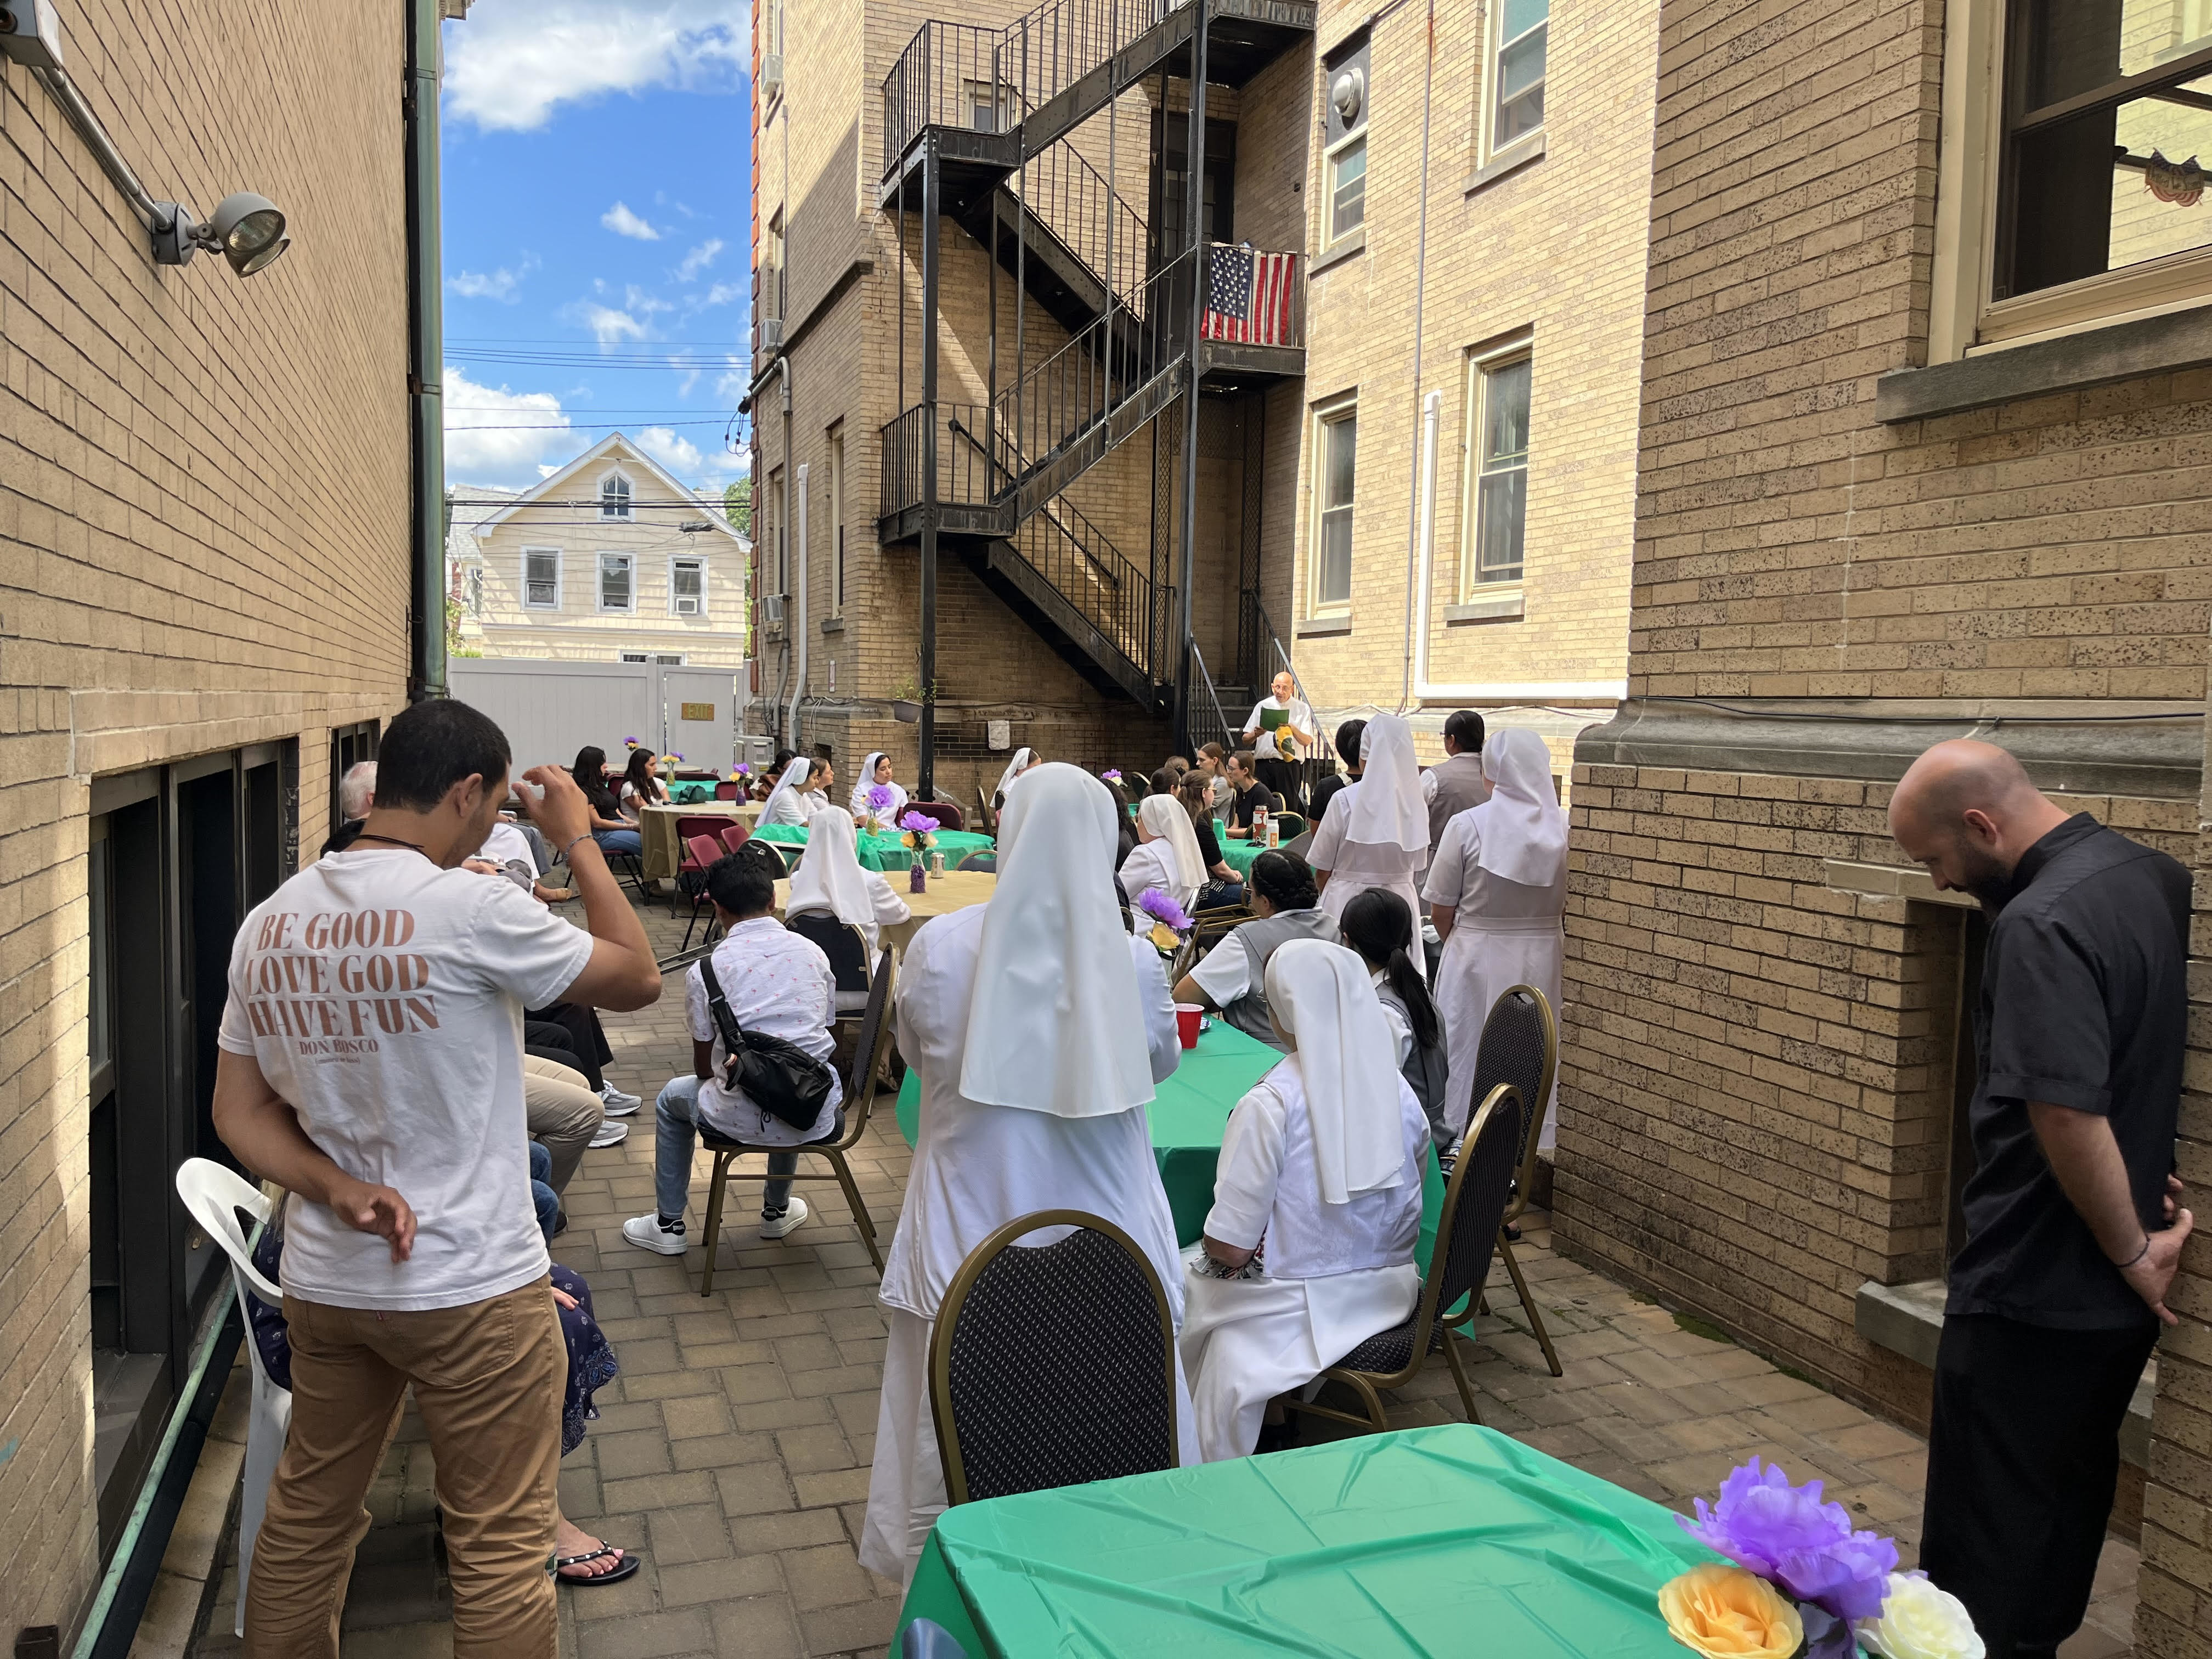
[875,0,1312,707]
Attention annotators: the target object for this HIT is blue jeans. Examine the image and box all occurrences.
[594,827,643,856]
[654,1074,798,1218]
[528,1141,558,1242]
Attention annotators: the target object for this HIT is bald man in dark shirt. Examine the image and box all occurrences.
[1890,739,2190,1659]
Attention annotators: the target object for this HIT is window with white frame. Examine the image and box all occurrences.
[1322,44,1371,248]
[523,548,561,609]
[827,425,847,615]
[670,555,706,616]
[598,552,634,612]
[600,472,634,520]
[1465,348,1532,590]
[1486,0,1548,157]
[465,566,484,616]
[1310,400,1357,610]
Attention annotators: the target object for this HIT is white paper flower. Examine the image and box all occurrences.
[1857,1573,1984,1659]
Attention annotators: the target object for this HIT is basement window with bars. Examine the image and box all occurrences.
[670,555,706,616]
[599,552,634,613]
[523,548,561,610]
[1466,349,1532,588]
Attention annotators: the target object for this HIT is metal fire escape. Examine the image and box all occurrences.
[876,0,1313,790]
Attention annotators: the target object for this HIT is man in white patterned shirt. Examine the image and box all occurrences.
[624,853,843,1252]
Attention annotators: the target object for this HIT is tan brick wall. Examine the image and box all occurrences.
[0,0,413,1637]
[1285,0,1656,719]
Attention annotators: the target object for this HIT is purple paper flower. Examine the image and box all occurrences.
[1136,889,1192,932]
[623,736,639,748]
[1680,1459,1898,1621]
[1101,769,1122,782]
[898,810,937,836]
[868,785,895,811]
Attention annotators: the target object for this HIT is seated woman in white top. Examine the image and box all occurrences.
[1178,939,1431,1463]
[785,806,912,953]
[990,746,1042,811]
[860,763,1189,1587]
[760,755,834,827]
[848,751,910,823]
[1119,794,1206,916]
[1172,849,1340,1053]
[1307,712,1430,973]
[616,747,667,817]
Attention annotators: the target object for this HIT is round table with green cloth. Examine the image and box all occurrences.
[890,1423,1725,1657]
[751,822,994,874]
[893,1015,1444,1256]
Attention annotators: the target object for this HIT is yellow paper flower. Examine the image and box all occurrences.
[1659,1564,1804,1659]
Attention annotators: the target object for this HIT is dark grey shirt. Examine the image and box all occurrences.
[1947,814,2188,1330]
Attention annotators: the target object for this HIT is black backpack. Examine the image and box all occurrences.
[696,956,836,1130]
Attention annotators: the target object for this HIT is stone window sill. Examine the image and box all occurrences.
[1874,302,2212,423]
[1444,590,1524,624]
[819,617,844,634]
[1822,857,1978,910]
[1310,231,1366,278]
[1295,613,1353,637]
[1463,134,1545,198]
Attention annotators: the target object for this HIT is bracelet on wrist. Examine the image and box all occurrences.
[564,833,599,862]
[2117,1235,2152,1270]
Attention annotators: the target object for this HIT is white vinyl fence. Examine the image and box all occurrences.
[447,658,740,775]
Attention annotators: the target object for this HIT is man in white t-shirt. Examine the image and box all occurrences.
[624,851,843,1254]
[1241,670,1313,813]
[212,698,661,1657]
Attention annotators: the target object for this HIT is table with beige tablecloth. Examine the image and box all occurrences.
[772,869,994,956]
[639,800,761,881]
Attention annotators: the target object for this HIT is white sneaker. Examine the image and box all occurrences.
[622,1214,688,1255]
[760,1197,810,1240]
[599,1084,641,1117]
[589,1118,629,1149]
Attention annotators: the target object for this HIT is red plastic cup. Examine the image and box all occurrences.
[1175,1003,1203,1049]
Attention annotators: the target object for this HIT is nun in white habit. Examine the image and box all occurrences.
[1307,712,1430,954]
[757,754,817,826]
[786,806,912,953]
[1178,939,1431,1463]
[1421,727,1569,1146]
[990,746,1040,809]
[1119,794,1206,916]
[848,751,910,822]
[858,763,1190,1587]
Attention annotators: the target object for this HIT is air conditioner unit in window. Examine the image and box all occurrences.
[675,594,702,616]
[760,594,787,624]
[760,53,783,98]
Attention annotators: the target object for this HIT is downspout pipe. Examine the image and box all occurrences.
[789,461,809,750]
[405,0,447,701]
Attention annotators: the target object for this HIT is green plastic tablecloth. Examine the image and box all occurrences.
[752,822,994,874]
[893,1018,1443,1256]
[892,1423,1724,1657]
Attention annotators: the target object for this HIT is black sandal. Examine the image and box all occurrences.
[553,1544,640,1586]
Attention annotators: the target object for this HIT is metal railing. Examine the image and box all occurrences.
[997,0,1177,146]
[882,21,1005,167]
[878,400,997,520]
[1195,243,1306,350]
[1008,505,1160,678]
[1008,140,1150,313]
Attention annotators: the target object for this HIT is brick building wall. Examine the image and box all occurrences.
[0,1,415,1640]
[1559,0,2212,1646]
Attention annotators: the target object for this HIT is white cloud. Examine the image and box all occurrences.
[636,425,747,487]
[447,254,538,301]
[601,201,661,241]
[443,366,591,490]
[714,361,748,402]
[577,304,650,345]
[444,1,747,131]
[699,282,743,308]
[624,284,672,315]
[676,239,725,281]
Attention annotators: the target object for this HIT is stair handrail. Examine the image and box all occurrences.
[944,412,1132,595]
[1249,594,1336,768]
[1004,139,1151,315]
[1187,638,1238,755]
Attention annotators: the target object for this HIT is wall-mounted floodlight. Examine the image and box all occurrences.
[3,4,291,278]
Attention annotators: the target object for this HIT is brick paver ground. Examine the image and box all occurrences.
[190,894,2141,1657]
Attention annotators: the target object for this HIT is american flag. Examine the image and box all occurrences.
[1203,246,1295,346]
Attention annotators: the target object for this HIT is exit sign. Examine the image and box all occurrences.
[680,702,715,721]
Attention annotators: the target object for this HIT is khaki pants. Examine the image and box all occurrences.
[245,1278,563,1659]
[524,1054,602,1193]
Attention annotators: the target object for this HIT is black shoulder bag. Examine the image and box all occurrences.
[696,956,836,1130]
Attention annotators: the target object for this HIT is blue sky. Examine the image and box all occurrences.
[439,1,753,495]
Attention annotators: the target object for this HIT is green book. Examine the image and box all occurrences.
[1259,706,1289,731]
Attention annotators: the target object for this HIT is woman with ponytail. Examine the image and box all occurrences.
[1172,850,1339,1053]
[1339,888,1452,1152]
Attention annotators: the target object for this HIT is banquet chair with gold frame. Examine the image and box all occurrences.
[1468,985,1562,1377]
[697,946,896,1290]
[929,1209,1178,1506]
[1286,1084,1523,1436]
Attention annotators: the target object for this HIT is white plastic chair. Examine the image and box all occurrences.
[174,1158,292,1638]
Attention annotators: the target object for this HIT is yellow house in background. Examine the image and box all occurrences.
[448,432,751,667]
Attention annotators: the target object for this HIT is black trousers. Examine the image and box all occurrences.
[1255,758,1304,816]
[526,1002,611,1092]
[1921,1311,2156,1659]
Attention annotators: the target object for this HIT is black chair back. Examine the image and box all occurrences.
[736,838,791,885]
[785,911,870,995]
[930,1210,1178,1505]
[846,947,895,1104]
[1466,986,1557,1220]
[1425,1087,1522,1329]
[954,850,996,872]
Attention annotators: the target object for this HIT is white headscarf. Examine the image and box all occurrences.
[1136,794,1206,893]
[849,752,909,819]
[994,747,1036,804]
[960,764,1156,1118]
[788,806,878,928]
[1341,713,1429,855]
[1265,939,1408,1204]
[760,754,813,820]
[1475,728,1568,888]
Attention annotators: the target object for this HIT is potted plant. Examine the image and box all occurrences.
[889,675,936,724]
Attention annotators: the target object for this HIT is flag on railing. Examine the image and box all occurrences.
[1202,246,1295,346]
